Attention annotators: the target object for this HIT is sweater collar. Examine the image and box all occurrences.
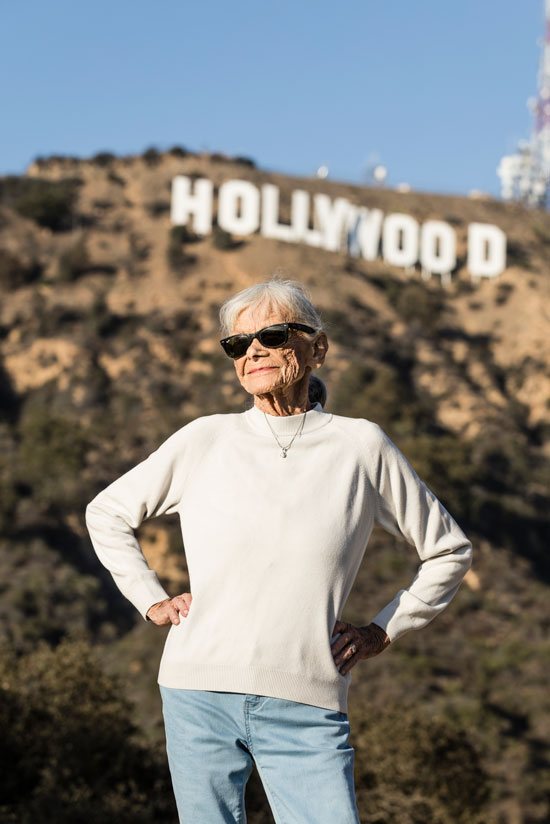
[244,402,332,437]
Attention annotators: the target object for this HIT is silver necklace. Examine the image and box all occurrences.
[263,409,308,458]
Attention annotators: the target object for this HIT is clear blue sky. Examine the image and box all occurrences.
[1,0,544,197]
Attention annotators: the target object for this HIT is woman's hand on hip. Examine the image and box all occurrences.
[331,620,390,675]
[147,592,193,626]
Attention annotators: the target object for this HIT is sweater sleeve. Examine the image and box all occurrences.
[85,428,187,621]
[367,425,472,642]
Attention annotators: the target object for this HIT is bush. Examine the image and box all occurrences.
[0,639,176,823]
[56,238,90,282]
[166,225,197,271]
[168,145,189,157]
[16,403,91,509]
[233,155,256,168]
[352,700,490,823]
[0,249,42,289]
[142,146,161,167]
[506,240,531,269]
[146,200,170,218]
[212,225,235,250]
[397,431,478,524]
[107,169,126,186]
[0,538,105,653]
[0,441,18,533]
[331,360,427,435]
[91,199,114,211]
[91,151,116,167]
[388,281,444,331]
[12,179,78,231]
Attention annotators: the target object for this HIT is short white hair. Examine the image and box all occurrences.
[219,277,324,337]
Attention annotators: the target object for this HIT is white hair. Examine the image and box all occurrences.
[219,277,324,337]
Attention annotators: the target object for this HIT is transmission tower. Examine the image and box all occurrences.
[497,0,550,209]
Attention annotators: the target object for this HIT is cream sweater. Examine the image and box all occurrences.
[85,403,472,713]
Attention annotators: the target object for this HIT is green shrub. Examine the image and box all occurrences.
[212,225,235,250]
[233,155,256,168]
[167,225,197,271]
[0,249,42,289]
[17,403,90,509]
[0,538,105,653]
[56,237,90,281]
[12,179,78,232]
[170,224,199,244]
[505,240,531,269]
[91,151,116,167]
[352,700,490,823]
[331,361,426,434]
[146,200,170,218]
[91,199,114,211]
[388,281,444,331]
[168,145,189,157]
[397,432,478,524]
[129,231,151,262]
[317,308,358,345]
[107,169,126,186]
[142,146,161,167]
[0,639,176,823]
[0,461,18,535]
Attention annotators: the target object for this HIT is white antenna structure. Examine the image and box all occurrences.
[497,0,550,208]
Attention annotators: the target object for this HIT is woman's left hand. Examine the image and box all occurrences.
[331,620,391,675]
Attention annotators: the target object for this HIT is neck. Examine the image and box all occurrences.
[253,377,312,416]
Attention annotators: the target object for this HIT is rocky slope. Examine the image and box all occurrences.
[0,148,548,823]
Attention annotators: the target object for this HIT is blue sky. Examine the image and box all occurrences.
[1,1,544,197]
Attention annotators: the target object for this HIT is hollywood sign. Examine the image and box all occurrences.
[171,176,507,281]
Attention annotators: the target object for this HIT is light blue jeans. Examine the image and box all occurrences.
[159,686,360,824]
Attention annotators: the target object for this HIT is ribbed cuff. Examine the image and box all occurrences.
[370,589,438,643]
[124,572,171,621]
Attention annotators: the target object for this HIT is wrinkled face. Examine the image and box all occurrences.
[231,302,322,398]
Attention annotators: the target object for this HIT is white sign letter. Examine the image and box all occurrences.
[346,206,384,260]
[383,213,419,268]
[171,176,213,235]
[291,190,323,247]
[314,194,351,252]
[467,223,507,279]
[261,184,294,242]
[218,180,260,235]
[420,220,456,275]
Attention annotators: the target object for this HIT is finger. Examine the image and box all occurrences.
[172,594,191,616]
[340,653,358,675]
[166,602,181,625]
[332,620,346,637]
[331,632,353,654]
[335,639,358,664]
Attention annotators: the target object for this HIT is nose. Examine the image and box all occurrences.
[245,335,267,358]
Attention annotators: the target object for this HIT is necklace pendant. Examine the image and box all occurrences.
[281,449,288,458]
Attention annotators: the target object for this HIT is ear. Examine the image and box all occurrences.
[312,333,329,367]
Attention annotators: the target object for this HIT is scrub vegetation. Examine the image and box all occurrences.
[0,151,548,823]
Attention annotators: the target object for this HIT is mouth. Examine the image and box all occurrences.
[248,367,276,375]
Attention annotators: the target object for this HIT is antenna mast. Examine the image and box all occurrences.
[497,0,550,208]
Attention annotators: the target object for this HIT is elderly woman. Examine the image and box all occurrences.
[85,277,472,823]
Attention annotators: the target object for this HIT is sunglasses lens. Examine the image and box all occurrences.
[258,327,287,348]
[221,325,291,358]
[223,336,249,358]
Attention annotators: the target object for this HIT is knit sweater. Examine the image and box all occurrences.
[85,402,472,713]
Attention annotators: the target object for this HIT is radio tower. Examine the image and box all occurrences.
[497,0,550,209]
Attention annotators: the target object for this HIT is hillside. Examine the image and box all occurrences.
[0,148,549,824]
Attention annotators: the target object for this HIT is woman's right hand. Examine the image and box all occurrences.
[146,592,193,626]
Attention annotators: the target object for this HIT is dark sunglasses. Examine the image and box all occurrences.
[220,322,317,359]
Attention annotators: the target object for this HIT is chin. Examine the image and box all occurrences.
[245,377,284,395]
